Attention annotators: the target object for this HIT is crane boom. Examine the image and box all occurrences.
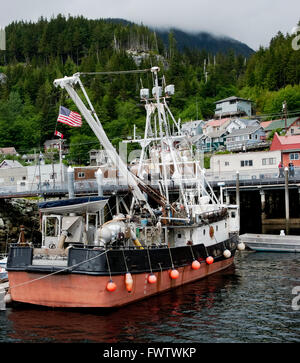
[53,75,155,218]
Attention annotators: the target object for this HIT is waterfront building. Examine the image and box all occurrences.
[270,133,300,166]
[207,150,282,181]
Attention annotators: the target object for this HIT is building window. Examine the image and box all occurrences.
[78,172,85,178]
[241,160,253,167]
[290,153,299,160]
[225,161,229,166]
[262,158,276,165]
[291,128,294,134]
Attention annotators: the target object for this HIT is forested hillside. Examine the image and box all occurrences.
[0,15,299,164]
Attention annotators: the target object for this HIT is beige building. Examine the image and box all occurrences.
[207,150,282,181]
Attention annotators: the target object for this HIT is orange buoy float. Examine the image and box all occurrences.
[206,256,214,264]
[106,280,117,292]
[125,272,133,293]
[148,274,157,284]
[191,260,201,270]
[169,269,179,279]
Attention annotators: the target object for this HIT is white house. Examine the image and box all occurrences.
[225,118,260,133]
[214,96,253,118]
[181,120,204,136]
[206,150,281,181]
[26,163,68,189]
[0,160,23,169]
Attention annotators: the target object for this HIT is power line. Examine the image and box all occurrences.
[77,69,151,76]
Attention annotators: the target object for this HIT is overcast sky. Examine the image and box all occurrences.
[0,0,299,50]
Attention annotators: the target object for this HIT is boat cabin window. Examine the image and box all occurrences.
[45,216,60,237]
[231,212,236,218]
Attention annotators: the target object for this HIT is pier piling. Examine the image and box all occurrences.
[284,167,289,223]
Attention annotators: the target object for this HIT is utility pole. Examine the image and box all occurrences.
[283,100,287,132]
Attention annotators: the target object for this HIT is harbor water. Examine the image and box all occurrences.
[0,250,299,344]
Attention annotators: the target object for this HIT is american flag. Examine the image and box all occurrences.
[54,130,64,139]
[57,106,82,127]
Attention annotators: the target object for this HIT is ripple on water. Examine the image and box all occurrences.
[0,251,299,343]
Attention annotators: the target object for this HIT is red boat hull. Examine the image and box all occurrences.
[8,257,234,308]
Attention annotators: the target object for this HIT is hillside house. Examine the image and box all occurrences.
[181,120,204,136]
[214,96,253,118]
[0,147,17,156]
[225,118,260,133]
[200,130,228,152]
[202,118,231,135]
[44,139,68,154]
[262,117,298,138]
[225,126,267,151]
[285,117,300,136]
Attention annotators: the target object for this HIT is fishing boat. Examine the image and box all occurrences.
[6,66,243,308]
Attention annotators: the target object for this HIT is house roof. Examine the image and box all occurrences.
[227,118,259,128]
[225,126,262,137]
[203,118,231,128]
[181,120,204,129]
[270,133,300,152]
[264,117,298,131]
[205,130,228,138]
[190,134,206,143]
[0,147,17,155]
[260,120,273,129]
[0,159,23,168]
[274,134,300,145]
[214,96,253,104]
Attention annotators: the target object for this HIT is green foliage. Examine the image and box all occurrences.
[67,134,99,165]
[0,15,299,166]
[267,128,285,141]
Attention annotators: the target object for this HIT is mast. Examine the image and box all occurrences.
[53,74,155,218]
[151,67,190,216]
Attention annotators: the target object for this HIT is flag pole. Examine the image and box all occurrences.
[59,139,63,188]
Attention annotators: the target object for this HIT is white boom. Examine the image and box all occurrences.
[53,74,155,218]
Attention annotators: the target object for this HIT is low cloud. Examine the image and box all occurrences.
[0,0,299,50]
